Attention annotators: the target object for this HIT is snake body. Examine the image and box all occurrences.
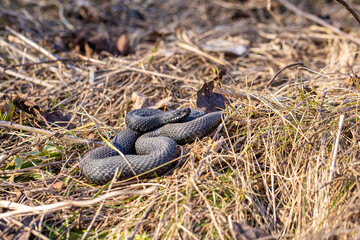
[80,108,223,184]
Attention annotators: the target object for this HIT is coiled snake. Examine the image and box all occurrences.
[80,108,223,184]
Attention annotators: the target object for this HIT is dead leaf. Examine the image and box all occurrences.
[209,136,224,152]
[278,209,290,225]
[9,191,22,203]
[41,110,76,129]
[71,29,114,56]
[117,33,130,56]
[83,31,112,55]
[88,133,95,141]
[8,94,39,114]
[131,92,172,109]
[3,94,76,129]
[52,181,64,191]
[230,222,276,240]
[196,81,226,113]
[87,32,113,53]
[84,42,94,58]
[70,28,131,57]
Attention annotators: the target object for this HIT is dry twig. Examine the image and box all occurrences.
[0,186,157,218]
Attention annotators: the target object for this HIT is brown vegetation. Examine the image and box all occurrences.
[0,0,360,239]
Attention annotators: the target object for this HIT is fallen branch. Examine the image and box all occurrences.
[0,186,157,218]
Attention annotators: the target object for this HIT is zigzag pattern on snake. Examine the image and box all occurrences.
[80,108,223,184]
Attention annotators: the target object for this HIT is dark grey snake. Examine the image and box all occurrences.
[80,108,223,184]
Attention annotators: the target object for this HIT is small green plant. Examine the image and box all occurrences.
[0,99,15,121]
[148,34,165,67]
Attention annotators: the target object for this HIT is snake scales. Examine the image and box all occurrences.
[80,108,223,184]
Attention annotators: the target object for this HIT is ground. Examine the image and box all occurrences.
[0,0,360,239]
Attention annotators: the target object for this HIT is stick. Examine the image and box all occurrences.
[6,26,59,60]
[1,38,72,78]
[0,186,157,218]
[0,38,39,62]
[329,115,345,182]
[0,67,54,88]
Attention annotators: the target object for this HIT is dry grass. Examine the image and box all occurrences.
[1,0,360,239]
